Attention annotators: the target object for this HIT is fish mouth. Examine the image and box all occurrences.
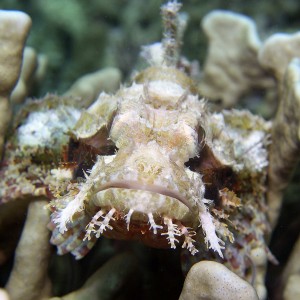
[93,179,193,210]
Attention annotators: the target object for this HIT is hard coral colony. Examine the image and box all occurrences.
[1,1,300,300]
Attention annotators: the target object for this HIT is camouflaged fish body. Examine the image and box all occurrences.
[48,66,271,263]
[0,96,81,203]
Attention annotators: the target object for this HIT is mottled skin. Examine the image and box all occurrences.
[0,67,272,287]
[48,66,272,275]
[50,67,216,257]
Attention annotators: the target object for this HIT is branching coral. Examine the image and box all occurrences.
[5,200,51,300]
[49,253,139,300]
[0,10,31,158]
[259,32,300,81]
[10,47,47,106]
[267,58,300,228]
[198,10,275,108]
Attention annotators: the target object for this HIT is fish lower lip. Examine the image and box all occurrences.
[93,180,192,210]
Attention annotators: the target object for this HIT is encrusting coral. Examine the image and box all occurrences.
[1,1,300,300]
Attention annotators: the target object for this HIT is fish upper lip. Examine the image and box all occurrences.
[93,179,193,210]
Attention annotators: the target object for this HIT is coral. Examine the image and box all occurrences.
[267,58,300,227]
[8,0,161,94]
[10,47,47,106]
[259,32,300,81]
[198,12,300,230]
[63,67,122,106]
[1,0,300,95]
[283,274,300,300]
[5,200,51,300]
[0,10,31,158]
[179,260,259,300]
[198,10,275,108]
[49,253,139,300]
[0,289,9,300]
[282,234,300,300]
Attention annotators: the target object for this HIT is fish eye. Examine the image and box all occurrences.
[185,144,237,207]
[61,138,118,179]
